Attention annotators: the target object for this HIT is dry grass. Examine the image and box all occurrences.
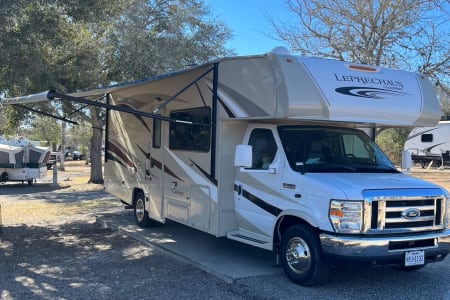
[45,160,103,191]
[0,160,115,226]
[0,201,101,225]
[408,168,450,191]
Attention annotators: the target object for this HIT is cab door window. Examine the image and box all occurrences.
[248,129,277,169]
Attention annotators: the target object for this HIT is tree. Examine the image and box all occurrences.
[270,1,449,72]
[0,0,124,180]
[1,0,233,183]
[26,116,61,149]
[269,0,449,92]
[66,121,93,157]
[106,0,232,81]
[376,128,411,164]
[269,0,450,159]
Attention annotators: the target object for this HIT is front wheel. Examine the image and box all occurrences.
[133,191,155,228]
[280,224,329,286]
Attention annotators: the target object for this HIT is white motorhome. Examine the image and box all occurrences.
[2,49,449,285]
[404,121,450,168]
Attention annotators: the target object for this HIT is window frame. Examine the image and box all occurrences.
[169,107,211,152]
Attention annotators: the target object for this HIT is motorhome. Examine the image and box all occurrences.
[404,121,450,168]
[2,49,449,285]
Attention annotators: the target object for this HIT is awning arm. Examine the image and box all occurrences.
[47,90,210,126]
[12,104,79,125]
[152,66,215,114]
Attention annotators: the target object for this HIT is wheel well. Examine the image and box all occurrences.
[132,188,144,206]
[273,215,316,246]
[0,172,8,182]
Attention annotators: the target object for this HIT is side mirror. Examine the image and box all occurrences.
[234,145,252,167]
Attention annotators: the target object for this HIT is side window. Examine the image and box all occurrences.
[153,118,161,148]
[421,134,433,142]
[248,129,277,169]
[169,107,211,152]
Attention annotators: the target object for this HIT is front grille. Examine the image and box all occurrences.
[363,189,446,233]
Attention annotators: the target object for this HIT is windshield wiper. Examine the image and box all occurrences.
[304,164,357,172]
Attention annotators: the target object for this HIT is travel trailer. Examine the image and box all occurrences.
[2,49,449,285]
[0,137,50,185]
[404,121,450,168]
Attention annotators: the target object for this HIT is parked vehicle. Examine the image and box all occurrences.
[0,138,50,185]
[68,150,83,160]
[404,121,450,168]
[2,48,449,285]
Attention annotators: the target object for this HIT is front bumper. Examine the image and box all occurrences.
[320,229,450,266]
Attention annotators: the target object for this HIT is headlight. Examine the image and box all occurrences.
[329,200,363,233]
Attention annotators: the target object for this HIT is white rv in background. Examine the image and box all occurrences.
[404,121,450,168]
[2,49,449,285]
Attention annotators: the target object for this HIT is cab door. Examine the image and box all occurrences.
[234,127,283,238]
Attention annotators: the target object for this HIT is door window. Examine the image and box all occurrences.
[248,129,277,169]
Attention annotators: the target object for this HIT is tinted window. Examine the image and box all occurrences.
[278,126,397,173]
[169,107,211,152]
[248,129,277,169]
[421,134,433,142]
[153,118,161,148]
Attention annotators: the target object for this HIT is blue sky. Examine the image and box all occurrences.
[205,0,291,56]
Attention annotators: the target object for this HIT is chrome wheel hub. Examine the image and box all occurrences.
[285,237,311,274]
[135,198,145,222]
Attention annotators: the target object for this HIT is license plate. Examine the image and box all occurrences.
[405,250,425,266]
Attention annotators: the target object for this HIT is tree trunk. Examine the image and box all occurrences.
[88,106,104,184]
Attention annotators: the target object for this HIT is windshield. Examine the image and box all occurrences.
[278,126,398,173]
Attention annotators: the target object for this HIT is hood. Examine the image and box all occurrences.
[304,172,445,200]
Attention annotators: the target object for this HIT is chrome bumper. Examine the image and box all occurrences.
[320,229,450,264]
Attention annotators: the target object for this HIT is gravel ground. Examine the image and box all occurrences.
[0,162,245,300]
[0,222,242,300]
[0,162,449,299]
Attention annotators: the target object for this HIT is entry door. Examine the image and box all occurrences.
[147,118,164,222]
[234,128,282,237]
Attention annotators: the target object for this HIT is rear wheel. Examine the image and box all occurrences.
[280,224,329,286]
[133,191,154,228]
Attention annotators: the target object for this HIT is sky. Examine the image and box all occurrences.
[204,0,292,56]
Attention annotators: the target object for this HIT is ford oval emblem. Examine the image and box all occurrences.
[402,208,421,219]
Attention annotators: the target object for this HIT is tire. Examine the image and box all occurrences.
[133,191,154,228]
[280,224,329,286]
